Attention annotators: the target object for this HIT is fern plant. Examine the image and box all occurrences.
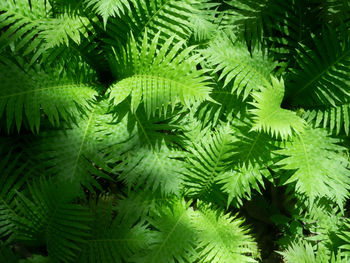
[2,0,350,262]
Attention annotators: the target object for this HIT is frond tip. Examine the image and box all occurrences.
[85,0,132,27]
[250,76,306,140]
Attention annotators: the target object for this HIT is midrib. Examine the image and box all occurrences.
[293,46,350,97]
[150,210,186,263]
[0,84,88,99]
[71,107,96,177]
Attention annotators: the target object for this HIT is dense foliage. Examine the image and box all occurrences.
[1,0,350,262]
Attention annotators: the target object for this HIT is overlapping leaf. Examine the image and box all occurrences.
[108,30,212,117]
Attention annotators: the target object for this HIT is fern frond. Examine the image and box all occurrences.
[0,0,91,63]
[320,0,350,26]
[79,198,151,263]
[192,203,258,263]
[184,125,234,201]
[225,0,286,48]
[276,127,350,208]
[301,203,343,245]
[218,117,276,207]
[116,144,185,195]
[203,30,276,100]
[0,60,98,133]
[286,27,350,108]
[196,94,246,128]
[301,103,350,135]
[231,119,278,167]
[15,178,90,263]
[104,0,204,45]
[218,166,271,207]
[139,200,196,263]
[339,219,350,253]
[31,101,130,189]
[115,190,173,224]
[250,76,306,140]
[108,30,212,117]
[195,79,248,128]
[0,150,28,240]
[279,240,349,263]
[279,242,329,263]
[85,0,131,27]
[260,0,324,66]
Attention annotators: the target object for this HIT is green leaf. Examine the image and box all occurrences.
[0,0,92,63]
[286,27,350,108]
[184,125,234,201]
[31,101,130,189]
[103,0,203,45]
[192,203,258,263]
[116,144,185,195]
[108,30,212,117]
[218,166,271,207]
[278,242,345,263]
[204,30,276,99]
[85,0,131,27]
[231,119,278,167]
[250,76,306,140]
[139,200,196,263]
[79,198,151,262]
[0,149,28,240]
[0,60,97,133]
[15,178,91,263]
[276,127,350,208]
[301,103,350,135]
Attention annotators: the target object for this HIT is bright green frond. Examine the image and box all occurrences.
[204,30,276,99]
[218,166,271,207]
[108,30,212,117]
[38,14,90,48]
[2,1,350,262]
[250,76,306,140]
[220,120,275,206]
[15,178,90,263]
[276,127,350,208]
[0,0,91,63]
[85,0,131,27]
[279,242,329,263]
[279,239,349,263]
[339,219,350,253]
[193,203,258,263]
[139,200,196,263]
[0,60,98,133]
